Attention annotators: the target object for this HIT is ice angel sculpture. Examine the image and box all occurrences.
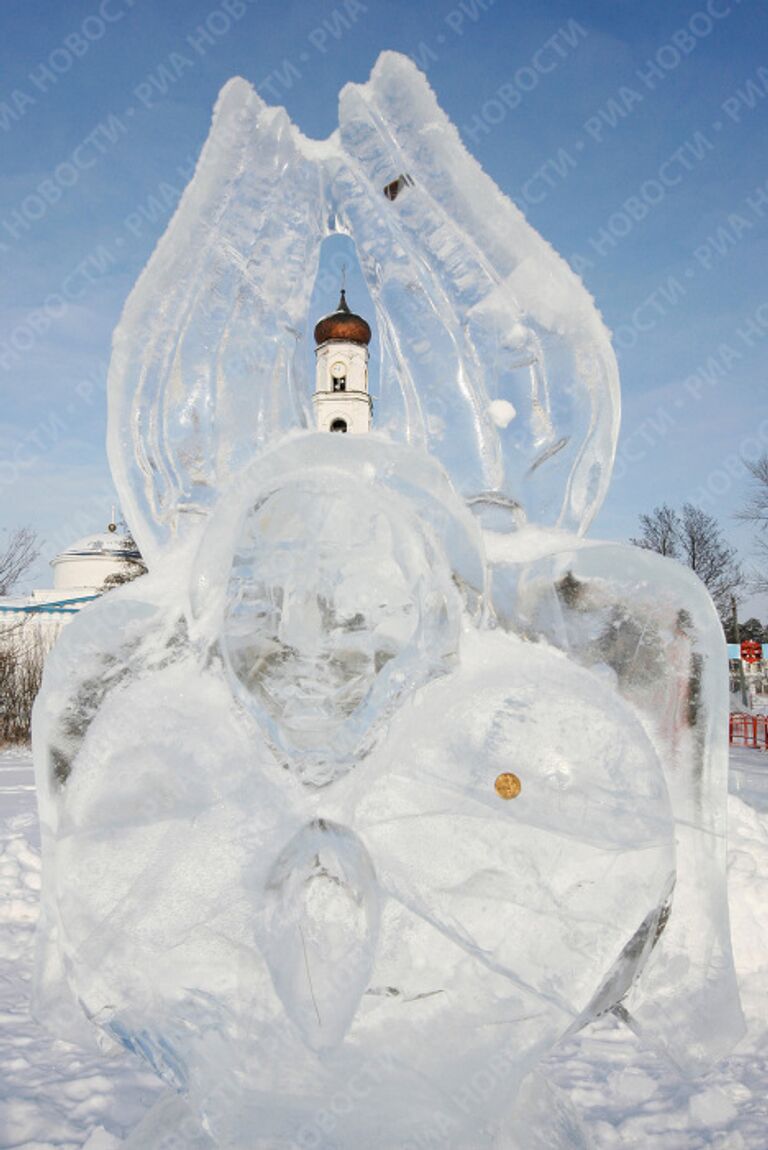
[107,52,619,561]
[33,53,742,1149]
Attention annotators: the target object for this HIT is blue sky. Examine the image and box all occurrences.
[0,0,766,613]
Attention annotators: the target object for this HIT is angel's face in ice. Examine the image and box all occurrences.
[220,479,459,772]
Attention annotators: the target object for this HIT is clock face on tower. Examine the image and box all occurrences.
[331,362,346,376]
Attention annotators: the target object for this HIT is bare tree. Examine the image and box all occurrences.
[738,454,768,594]
[631,503,743,626]
[630,504,679,557]
[0,528,42,744]
[677,504,743,620]
[0,526,39,595]
[0,624,45,745]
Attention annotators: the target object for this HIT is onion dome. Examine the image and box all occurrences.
[314,289,371,346]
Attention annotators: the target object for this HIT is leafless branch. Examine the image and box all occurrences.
[0,526,39,596]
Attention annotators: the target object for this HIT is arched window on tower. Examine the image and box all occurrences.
[331,374,346,392]
[330,418,348,433]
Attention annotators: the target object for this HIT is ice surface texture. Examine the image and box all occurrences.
[33,51,741,1150]
[191,438,482,784]
[107,51,619,565]
[491,535,744,1073]
[33,481,677,1148]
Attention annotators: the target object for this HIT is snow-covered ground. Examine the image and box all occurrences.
[0,750,161,1149]
[1,746,767,1148]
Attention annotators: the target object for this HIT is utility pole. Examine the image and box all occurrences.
[732,595,749,709]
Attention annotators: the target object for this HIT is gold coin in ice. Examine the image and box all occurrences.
[494,772,521,800]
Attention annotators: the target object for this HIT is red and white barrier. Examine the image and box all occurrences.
[729,713,768,751]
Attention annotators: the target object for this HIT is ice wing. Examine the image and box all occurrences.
[107,78,325,562]
[337,52,619,533]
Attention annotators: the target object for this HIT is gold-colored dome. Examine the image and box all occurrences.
[314,289,372,346]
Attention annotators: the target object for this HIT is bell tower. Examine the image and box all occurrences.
[313,289,372,434]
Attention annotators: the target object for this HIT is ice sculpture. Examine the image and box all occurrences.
[32,52,742,1149]
[107,52,618,563]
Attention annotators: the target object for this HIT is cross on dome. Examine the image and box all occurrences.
[313,289,372,347]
